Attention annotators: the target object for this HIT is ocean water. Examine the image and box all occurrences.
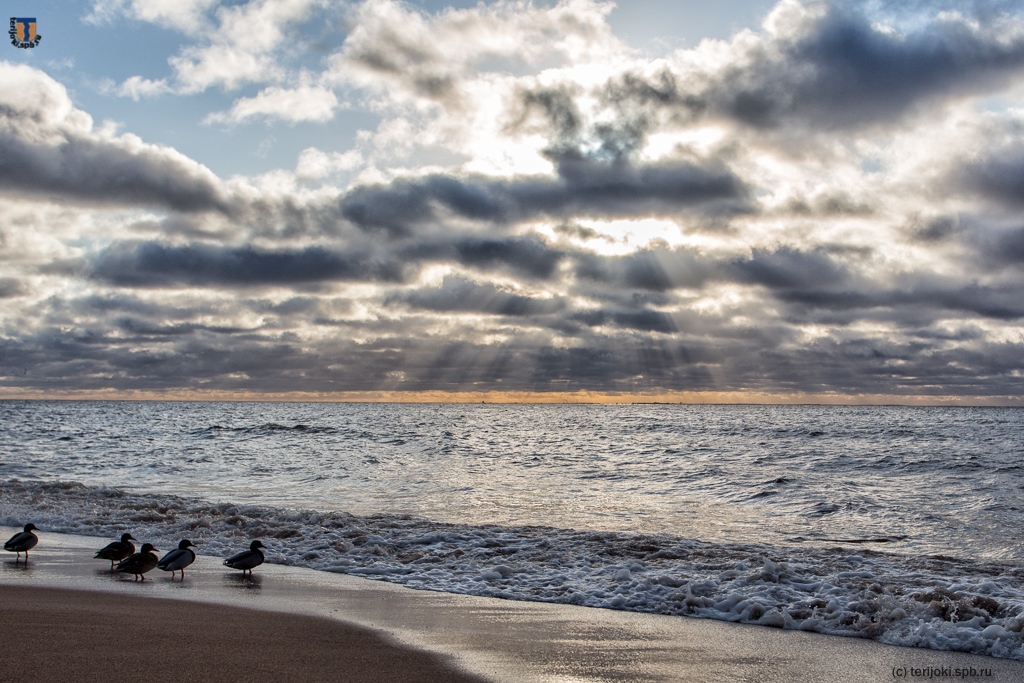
[2,401,1024,658]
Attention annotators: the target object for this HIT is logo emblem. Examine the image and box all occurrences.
[9,17,41,49]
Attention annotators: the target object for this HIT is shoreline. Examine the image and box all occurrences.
[0,584,486,683]
[4,528,1024,682]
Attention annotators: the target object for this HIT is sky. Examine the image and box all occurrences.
[2,0,1024,404]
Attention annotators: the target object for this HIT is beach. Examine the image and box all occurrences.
[4,528,1024,682]
[1,585,486,683]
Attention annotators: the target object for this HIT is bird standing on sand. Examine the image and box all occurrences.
[4,524,39,563]
[95,533,136,570]
[223,540,264,576]
[116,543,159,581]
[157,539,197,580]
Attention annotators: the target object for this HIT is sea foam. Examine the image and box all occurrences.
[3,479,1024,660]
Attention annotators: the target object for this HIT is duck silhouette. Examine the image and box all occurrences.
[95,533,136,570]
[116,543,159,581]
[223,540,264,576]
[4,524,39,563]
[157,540,197,580]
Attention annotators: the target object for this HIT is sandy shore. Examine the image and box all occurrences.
[4,528,1024,682]
[0,585,487,683]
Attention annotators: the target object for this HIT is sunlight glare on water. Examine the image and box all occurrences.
[2,401,1023,561]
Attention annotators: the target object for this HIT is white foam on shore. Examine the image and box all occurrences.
[3,479,1024,660]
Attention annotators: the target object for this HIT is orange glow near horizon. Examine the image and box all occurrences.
[0,388,1021,406]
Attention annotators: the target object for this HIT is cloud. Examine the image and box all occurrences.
[111,0,323,94]
[574,249,713,291]
[295,148,363,182]
[728,247,850,290]
[957,145,1024,211]
[568,307,678,333]
[117,76,173,101]
[338,157,748,237]
[0,63,231,213]
[0,278,27,298]
[387,276,566,316]
[88,242,411,287]
[967,223,1024,270]
[334,0,622,107]
[401,236,566,280]
[7,1,1024,401]
[206,85,341,125]
[86,0,218,31]
[601,0,1024,131]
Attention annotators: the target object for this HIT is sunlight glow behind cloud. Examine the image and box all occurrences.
[2,0,1024,403]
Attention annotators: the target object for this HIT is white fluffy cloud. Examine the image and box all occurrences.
[87,0,218,30]
[333,0,624,104]
[295,147,363,181]
[111,0,323,95]
[206,85,341,124]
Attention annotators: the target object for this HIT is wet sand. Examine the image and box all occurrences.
[0,585,487,683]
[3,528,1024,682]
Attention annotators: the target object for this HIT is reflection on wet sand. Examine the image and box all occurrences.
[222,572,262,590]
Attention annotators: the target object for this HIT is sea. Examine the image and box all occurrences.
[2,401,1023,658]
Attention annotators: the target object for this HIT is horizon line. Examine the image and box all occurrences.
[0,388,1022,407]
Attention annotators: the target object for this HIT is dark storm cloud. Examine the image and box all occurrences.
[0,278,27,298]
[75,293,184,317]
[728,247,850,290]
[340,175,507,236]
[911,215,961,242]
[568,308,677,333]
[52,293,329,344]
[244,296,322,317]
[0,63,233,215]
[4,298,1023,396]
[514,85,584,144]
[339,158,749,236]
[511,83,658,166]
[401,236,565,280]
[603,2,1024,131]
[111,317,252,337]
[87,236,569,289]
[775,282,1024,322]
[548,153,744,210]
[0,126,232,215]
[982,225,1024,264]
[387,276,566,316]
[574,249,713,291]
[89,242,411,287]
[958,148,1024,211]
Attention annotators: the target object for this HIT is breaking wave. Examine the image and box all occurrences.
[3,479,1024,660]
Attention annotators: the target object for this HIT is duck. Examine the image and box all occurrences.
[157,539,196,580]
[4,523,39,562]
[95,533,136,570]
[223,540,264,576]
[116,543,159,581]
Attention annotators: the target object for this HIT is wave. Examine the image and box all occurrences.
[2,479,1024,660]
[194,423,341,436]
